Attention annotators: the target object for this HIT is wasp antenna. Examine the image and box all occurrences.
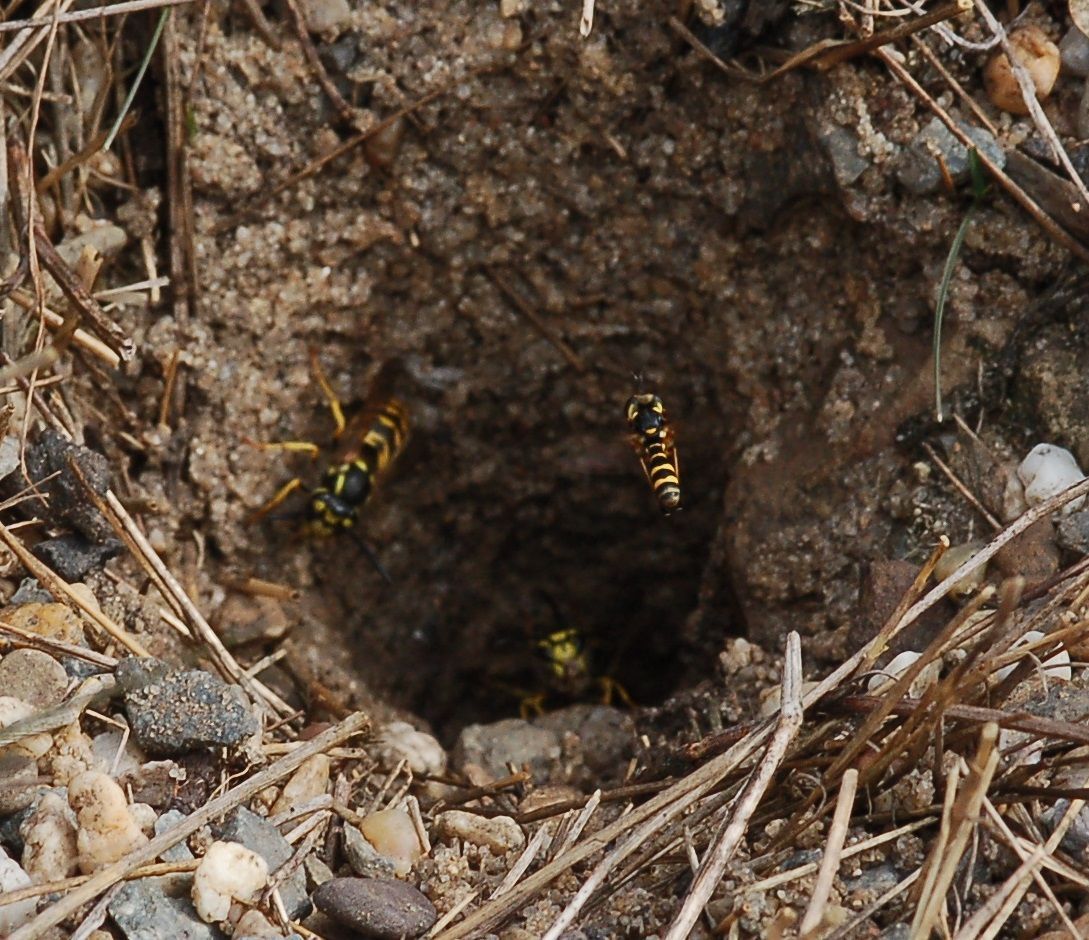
[351,532,393,584]
[267,508,306,524]
[631,371,644,390]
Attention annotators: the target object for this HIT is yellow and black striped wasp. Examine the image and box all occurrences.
[249,354,409,580]
[625,387,681,514]
[521,626,634,718]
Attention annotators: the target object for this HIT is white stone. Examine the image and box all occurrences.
[435,810,525,855]
[0,847,35,933]
[68,771,149,873]
[376,721,447,776]
[21,791,79,883]
[1017,444,1086,514]
[995,630,1072,683]
[192,841,269,923]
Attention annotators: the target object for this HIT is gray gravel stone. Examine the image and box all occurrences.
[0,437,19,483]
[108,878,218,940]
[453,718,561,782]
[896,117,1005,195]
[1058,510,1089,554]
[343,824,397,878]
[32,534,123,582]
[23,429,113,541]
[10,579,54,605]
[216,807,308,918]
[0,756,44,820]
[820,126,869,187]
[0,649,69,707]
[154,809,195,863]
[118,658,258,756]
[1061,27,1089,78]
[313,877,436,939]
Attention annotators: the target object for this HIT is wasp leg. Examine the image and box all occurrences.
[598,675,635,708]
[349,530,393,584]
[244,436,322,460]
[308,349,347,439]
[249,477,305,524]
[520,693,547,721]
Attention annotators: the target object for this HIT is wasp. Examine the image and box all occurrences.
[626,390,681,514]
[520,623,633,718]
[249,354,409,579]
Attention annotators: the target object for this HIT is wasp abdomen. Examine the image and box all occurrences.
[643,439,681,512]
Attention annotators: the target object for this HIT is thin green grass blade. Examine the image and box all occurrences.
[103,7,170,152]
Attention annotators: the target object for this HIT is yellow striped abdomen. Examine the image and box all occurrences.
[644,439,681,513]
[358,399,410,475]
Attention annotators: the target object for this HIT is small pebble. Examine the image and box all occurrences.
[21,789,78,882]
[23,429,113,541]
[55,223,127,268]
[344,823,397,878]
[984,25,1061,115]
[216,807,308,918]
[453,718,561,782]
[2,602,85,646]
[1058,511,1089,554]
[1018,444,1086,514]
[234,908,282,938]
[304,853,335,886]
[119,658,258,756]
[32,535,122,583]
[0,696,53,761]
[300,0,350,36]
[109,878,218,940]
[933,541,987,599]
[216,593,290,646]
[270,753,329,816]
[376,721,447,776]
[0,753,42,815]
[435,809,525,855]
[0,437,19,483]
[867,651,940,697]
[0,847,36,933]
[995,630,1072,682]
[91,729,147,777]
[1061,26,1089,78]
[0,649,69,707]
[820,126,869,188]
[68,770,149,873]
[192,840,269,923]
[313,877,437,940]
[358,806,427,875]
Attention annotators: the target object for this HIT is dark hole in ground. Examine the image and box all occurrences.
[284,378,740,743]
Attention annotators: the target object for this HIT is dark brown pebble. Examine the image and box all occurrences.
[313,877,437,939]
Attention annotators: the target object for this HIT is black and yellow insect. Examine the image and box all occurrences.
[520,627,633,718]
[626,391,681,514]
[250,354,409,579]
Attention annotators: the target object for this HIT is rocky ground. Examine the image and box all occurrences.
[0,0,1088,936]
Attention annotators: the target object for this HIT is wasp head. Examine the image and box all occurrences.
[626,393,667,436]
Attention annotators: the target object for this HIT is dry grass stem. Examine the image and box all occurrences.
[662,632,804,940]
[912,723,1000,937]
[799,767,859,938]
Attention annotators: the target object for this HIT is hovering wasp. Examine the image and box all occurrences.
[626,389,681,514]
[249,354,409,580]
